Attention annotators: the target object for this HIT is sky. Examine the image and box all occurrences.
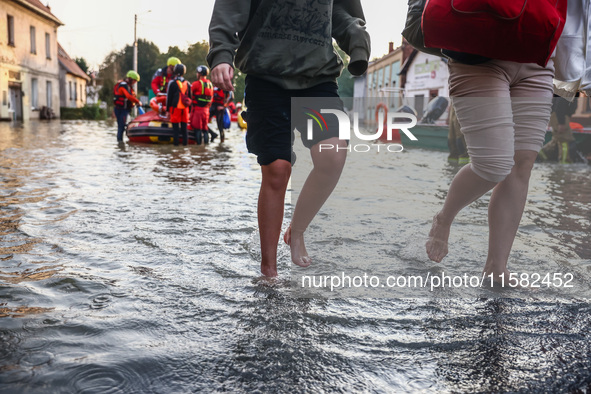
[49,0,408,70]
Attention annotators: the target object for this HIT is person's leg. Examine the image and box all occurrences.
[259,159,292,277]
[199,108,210,144]
[427,60,517,263]
[172,122,180,146]
[181,122,188,146]
[195,127,202,145]
[483,65,553,281]
[216,109,225,142]
[115,107,127,142]
[208,127,218,142]
[484,149,537,281]
[284,137,347,266]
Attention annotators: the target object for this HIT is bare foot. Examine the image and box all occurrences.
[261,264,278,277]
[426,213,450,263]
[284,225,311,268]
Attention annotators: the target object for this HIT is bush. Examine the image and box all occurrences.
[60,105,108,120]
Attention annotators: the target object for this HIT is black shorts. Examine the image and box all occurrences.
[243,76,345,166]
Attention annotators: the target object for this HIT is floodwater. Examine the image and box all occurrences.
[0,119,590,393]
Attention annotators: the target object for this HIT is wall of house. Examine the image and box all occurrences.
[363,49,404,125]
[59,68,86,108]
[0,0,60,120]
[403,52,449,123]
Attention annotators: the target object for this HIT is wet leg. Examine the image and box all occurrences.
[286,137,347,267]
[259,159,292,277]
[483,150,537,284]
[426,164,497,262]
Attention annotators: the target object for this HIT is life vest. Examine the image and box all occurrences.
[175,79,191,110]
[192,78,213,107]
[113,80,133,109]
[212,87,225,105]
[160,67,170,92]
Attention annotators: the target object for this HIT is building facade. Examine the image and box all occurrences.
[353,42,406,124]
[0,0,62,120]
[58,43,89,108]
[399,49,450,124]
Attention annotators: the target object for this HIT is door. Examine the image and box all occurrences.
[8,83,23,121]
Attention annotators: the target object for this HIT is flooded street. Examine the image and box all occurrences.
[1,120,590,392]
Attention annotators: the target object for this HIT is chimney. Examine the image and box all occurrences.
[388,42,394,53]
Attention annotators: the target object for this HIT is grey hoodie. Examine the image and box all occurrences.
[207,0,371,90]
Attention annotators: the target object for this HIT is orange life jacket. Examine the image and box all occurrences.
[176,80,191,110]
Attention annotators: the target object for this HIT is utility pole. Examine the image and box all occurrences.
[133,14,138,73]
[132,14,138,116]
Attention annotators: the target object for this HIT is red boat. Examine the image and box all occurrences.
[126,111,199,144]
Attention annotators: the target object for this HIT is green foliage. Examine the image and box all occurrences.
[183,41,209,78]
[75,57,89,74]
[119,39,161,94]
[98,40,211,97]
[60,105,108,120]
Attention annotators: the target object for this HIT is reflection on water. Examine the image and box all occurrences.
[0,120,590,392]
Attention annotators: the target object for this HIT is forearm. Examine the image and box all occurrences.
[332,0,371,75]
[207,0,251,70]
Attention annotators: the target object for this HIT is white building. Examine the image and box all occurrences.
[0,0,63,120]
[399,49,450,123]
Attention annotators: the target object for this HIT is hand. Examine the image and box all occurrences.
[211,63,234,91]
[557,124,568,134]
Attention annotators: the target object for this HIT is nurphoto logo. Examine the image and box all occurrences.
[300,109,418,153]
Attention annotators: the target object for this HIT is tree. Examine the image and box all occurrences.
[75,57,89,75]
[98,50,122,104]
[184,40,209,80]
[98,39,161,99]
[120,39,161,95]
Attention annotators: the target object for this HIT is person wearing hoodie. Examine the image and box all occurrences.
[208,0,370,277]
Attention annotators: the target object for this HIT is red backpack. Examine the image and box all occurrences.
[421,0,567,66]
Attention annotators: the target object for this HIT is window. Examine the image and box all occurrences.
[7,15,15,46]
[80,84,83,102]
[69,81,72,100]
[30,26,36,54]
[74,82,77,101]
[46,81,52,108]
[45,33,51,59]
[31,78,38,108]
[391,61,400,88]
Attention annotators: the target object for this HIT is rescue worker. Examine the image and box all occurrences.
[151,56,181,96]
[166,64,192,146]
[190,65,214,145]
[113,70,141,142]
[209,86,231,142]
